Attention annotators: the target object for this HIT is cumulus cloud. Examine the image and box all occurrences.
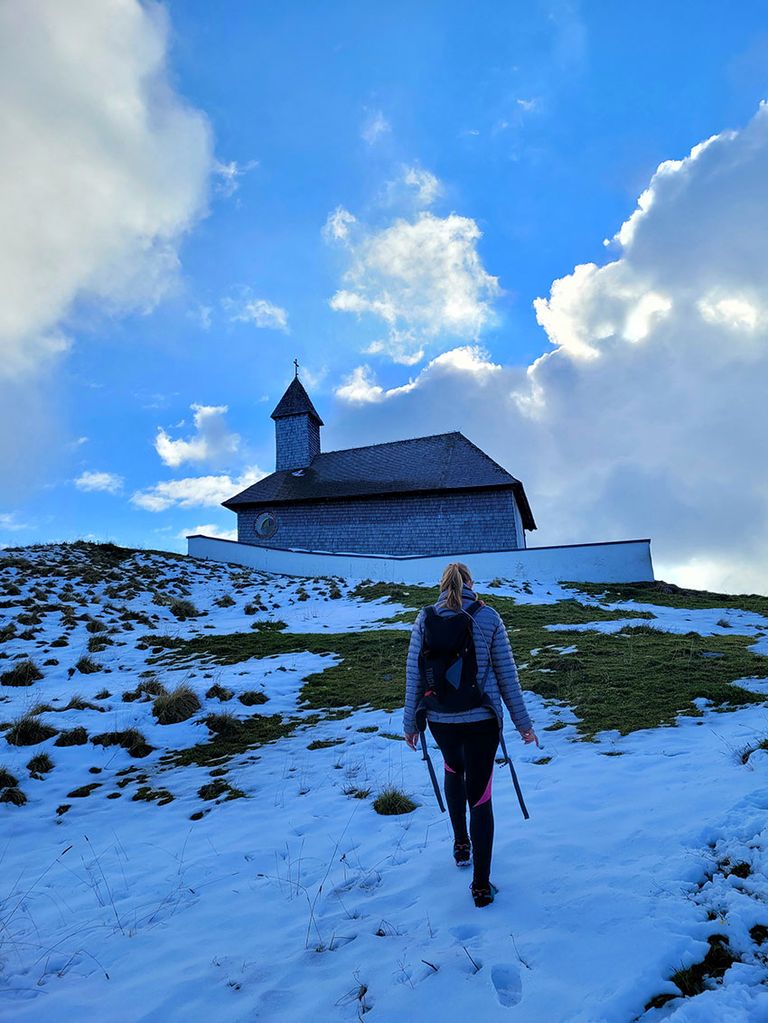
[131,466,266,513]
[74,471,124,494]
[0,0,213,379]
[332,104,768,592]
[328,212,500,364]
[224,292,289,331]
[155,404,240,469]
[177,524,237,541]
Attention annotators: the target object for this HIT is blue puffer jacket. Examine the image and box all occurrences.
[403,583,533,735]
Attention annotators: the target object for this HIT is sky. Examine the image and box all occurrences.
[1,0,767,593]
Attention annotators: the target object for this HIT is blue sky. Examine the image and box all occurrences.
[2,1,768,591]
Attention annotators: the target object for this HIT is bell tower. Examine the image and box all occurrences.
[270,365,323,471]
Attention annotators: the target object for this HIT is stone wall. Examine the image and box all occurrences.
[236,488,521,555]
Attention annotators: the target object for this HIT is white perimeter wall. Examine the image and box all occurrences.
[187,535,654,585]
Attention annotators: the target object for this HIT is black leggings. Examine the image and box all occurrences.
[428,717,499,887]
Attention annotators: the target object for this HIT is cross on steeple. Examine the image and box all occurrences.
[293,358,299,379]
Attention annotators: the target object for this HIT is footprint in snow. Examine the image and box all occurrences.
[491,964,522,1007]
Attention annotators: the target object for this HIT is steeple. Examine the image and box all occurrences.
[270,372,323,471]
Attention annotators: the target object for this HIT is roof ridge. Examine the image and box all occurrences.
[320,430,462,457]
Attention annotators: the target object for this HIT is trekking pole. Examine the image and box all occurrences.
[499,732,530,820]
[419,731,446,813]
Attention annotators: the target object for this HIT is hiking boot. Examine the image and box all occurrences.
[470,881,498,908]
[453,841,471,867]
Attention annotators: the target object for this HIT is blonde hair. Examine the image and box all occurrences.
[439,562,473,611]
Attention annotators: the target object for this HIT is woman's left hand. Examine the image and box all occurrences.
[520,728,541,747]
[404,732,419,751]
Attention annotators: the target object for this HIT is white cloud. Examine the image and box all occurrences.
[0,0,213,378]
[155,404,240,469]
[224,292,289,331]
[328,212,500,364]
[361,110,391,145]
[322,207,357,244]
[0,512,31,532]
[402,166,442,207]
[330,103,768,592]
[74,470,124,494]
[213,159,258,198]
[177,524,237,541]
[131,465,266,513]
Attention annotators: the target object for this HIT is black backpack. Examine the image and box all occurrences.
[418,600,485,714]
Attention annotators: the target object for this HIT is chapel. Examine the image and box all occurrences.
[222,374,536,557]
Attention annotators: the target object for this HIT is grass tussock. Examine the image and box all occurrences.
[152,683,201,724]
[0,787,27,806]
[54,727,89,747]
[91,728,154,758]
[239,690,269,707]
[67,783,101,799]
[206,683,233,701]
[0,766,19,788]
[198,778,246,801]
[373,786,417,816]
[6,713,57,746]
[123,679,168,703]
[1,659,43,687]
[75,654,103,674]
[27,753,53,775]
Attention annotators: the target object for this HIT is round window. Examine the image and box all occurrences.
[255,511,278,538]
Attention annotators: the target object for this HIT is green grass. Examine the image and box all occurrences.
[238,690,269,706]
[91,728,154,758]
[566,579,768,618]
[143,580,768,737]
[27,753,53,775]
[307,738,343,750]
[0,787,27,806]
[161,713,318,768]
[373,786,417,815]
[6,713,57,746]
[54,727,89,747]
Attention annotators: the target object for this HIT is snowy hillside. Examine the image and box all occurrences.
[2,542,768,1022]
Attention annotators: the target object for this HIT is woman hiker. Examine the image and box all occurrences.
[403,562,538,908]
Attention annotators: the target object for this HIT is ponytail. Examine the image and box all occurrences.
[439,562,473,611]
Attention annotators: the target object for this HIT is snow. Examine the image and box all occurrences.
[1,545,768,1021]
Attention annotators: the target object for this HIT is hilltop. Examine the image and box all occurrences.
[2,541,768,1021]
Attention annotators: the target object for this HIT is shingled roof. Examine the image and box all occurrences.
[223,431,536,531]
[270,377,324,425]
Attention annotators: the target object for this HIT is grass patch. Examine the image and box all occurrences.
[75,654,103,674]
[307,738,343,750]
[6,713,57,746]
[27,753,53,775]
[1,659,43,687]
[91,728,154,758]
[567,579,768,618]
[669,934,737,997]
[214,594,236,608]
[54,727,89,747]
[239,690,269,707]
[162,713,315,769]
[206,683,233,701]
[152,683,201,724]
[123,678,168,703]
[0,766,19,788]
[343,786,371,799]
[67,783,101,799]
[198,778,246,801]
[132,786,174,806]
[0,787,27,806]
[141,580,768,738]
[373,786,417,815]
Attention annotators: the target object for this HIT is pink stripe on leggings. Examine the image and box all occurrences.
[473,769,493,807]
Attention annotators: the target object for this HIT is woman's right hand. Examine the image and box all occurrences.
[520,727,540,747]
[404,732,419,751]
